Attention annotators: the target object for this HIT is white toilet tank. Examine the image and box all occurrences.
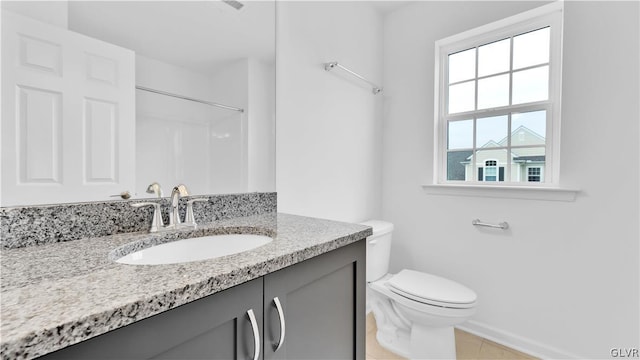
[360,220,394,282]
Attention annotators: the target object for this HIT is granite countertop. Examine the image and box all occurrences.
[0,213,372,359]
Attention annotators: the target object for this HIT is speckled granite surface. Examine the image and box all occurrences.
[0,192,277,249]
[0,213,372,359]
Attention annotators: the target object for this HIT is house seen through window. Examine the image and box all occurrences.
[435,3,563,185]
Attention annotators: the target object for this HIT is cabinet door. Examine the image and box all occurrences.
[1,11,135,206]
[263,241,366,360]
[40,278,263,360]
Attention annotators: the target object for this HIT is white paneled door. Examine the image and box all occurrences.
[1,11,135,206]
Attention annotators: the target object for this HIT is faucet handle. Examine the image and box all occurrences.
[184,198,208,227]
[131,202,164,232]
[174,184,189,196]
[146,182,163,198]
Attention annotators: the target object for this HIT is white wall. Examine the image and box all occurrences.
[247,59,276,192]
[382,1,639,358]
[1,1,68,28]
[136,55,213,102]
[276,1,383,222]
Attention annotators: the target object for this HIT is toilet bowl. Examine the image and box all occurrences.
[362,220,477,360]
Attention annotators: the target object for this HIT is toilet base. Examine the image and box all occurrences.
[375,324,457,360]
[410,324,456,359]
[376,326,411,359]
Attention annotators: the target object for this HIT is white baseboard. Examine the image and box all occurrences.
[456,320,583,359]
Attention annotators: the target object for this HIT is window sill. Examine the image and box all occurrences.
[422,184,580,201]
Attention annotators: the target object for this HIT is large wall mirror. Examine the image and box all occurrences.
[1,1,275,207]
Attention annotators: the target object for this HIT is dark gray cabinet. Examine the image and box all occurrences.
[263,241,366,360]
[41,277,263,360]
[39,240,365,360]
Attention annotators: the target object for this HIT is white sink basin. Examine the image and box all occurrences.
[115,234,273,265]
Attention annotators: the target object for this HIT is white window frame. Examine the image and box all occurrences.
[433,2,563,187]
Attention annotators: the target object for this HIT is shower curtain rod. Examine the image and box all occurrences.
[135,86,244,113]
[324,61,383,95]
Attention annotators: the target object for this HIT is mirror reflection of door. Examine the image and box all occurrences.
[0,1,275,206]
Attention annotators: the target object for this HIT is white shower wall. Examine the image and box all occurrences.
[136,90,243,196]
[135,55,274,197]
[208,58,276,193]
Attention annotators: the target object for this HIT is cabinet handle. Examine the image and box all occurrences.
[273,297,286,352]
[247,309,260,360]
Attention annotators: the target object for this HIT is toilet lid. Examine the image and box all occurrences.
[387,270,477,308]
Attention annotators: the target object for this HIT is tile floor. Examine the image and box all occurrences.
[366,313,538,360]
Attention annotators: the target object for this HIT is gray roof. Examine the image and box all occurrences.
[447,151,473,180]
[514,155,546,162]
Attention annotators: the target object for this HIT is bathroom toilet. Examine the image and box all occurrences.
[362,220,477,360]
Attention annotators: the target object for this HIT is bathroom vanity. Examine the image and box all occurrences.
[40,240,364,360]
[0,199,371,360]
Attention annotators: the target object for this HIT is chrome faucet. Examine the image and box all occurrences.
[168,184,190,228]
[130,202,164,232]
[132,184,195,233]
[169,186,182,228]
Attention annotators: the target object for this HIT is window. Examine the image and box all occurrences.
[478,160,506,182]
[484,160,498,181]
[435,3,563,186]
[527,167,542,182]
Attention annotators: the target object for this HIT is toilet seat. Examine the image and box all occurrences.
[369,274,476,319]
[385,270,477,309]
